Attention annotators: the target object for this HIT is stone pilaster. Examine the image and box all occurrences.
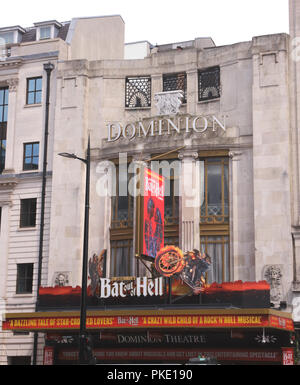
[0,204,10,301]
[2,78,19,174]
[186,69,198,115]
[178,150,200,252]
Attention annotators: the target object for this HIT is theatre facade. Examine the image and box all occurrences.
[1,3,300,365]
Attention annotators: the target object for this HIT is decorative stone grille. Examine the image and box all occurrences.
[198,67,220,101]
[163,72,187,103]
[125,76,151,108]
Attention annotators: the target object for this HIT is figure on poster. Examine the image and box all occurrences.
[182,249,211,289]
[144,198,164,259]
[88,249,106,296]
[154,207,163,256]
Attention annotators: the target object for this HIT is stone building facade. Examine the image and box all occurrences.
[0,2,300,364]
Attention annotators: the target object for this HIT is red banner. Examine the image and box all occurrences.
[2,312,294,331]
[43,346,54,365]
[143,168,164,259]
[282,348,294,365]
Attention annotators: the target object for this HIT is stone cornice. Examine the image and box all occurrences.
[0,176,18,206]
[0,58,23,69]
[0,175,18,189]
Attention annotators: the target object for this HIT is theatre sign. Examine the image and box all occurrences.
[99,277,164,299]
[107,114,227,142]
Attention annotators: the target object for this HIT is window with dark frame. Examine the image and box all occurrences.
[156,158,180,263]
[110,239,133,277]
[125,76,151,108]
[198,66,220,102]
[20,198,37,228]
[26,77,42,105]
[16,263,34,294]
[110,162,134,277]
[199,154,230,284]
[7,356,32,365]
[163,72,187,103]
[23,142,39,171]
[152,158,180,228]
[0,87,8,174]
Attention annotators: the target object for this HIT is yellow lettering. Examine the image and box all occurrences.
[237,316,262,324]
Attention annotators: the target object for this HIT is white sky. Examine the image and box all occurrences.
[1,0,289,46]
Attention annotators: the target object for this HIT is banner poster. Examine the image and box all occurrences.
[43,346,54,365]
[282,348,294,365]
[88,249,107,296]
[143,168,165,259]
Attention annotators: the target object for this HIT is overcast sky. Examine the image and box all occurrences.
[1,0,289,46]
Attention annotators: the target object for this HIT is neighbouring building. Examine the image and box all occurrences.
[0,1,300,365]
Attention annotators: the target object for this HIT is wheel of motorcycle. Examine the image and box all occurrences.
[154,246,185,277]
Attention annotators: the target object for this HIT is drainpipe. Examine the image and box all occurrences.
[292,233,297,284]
[32,62,54,365]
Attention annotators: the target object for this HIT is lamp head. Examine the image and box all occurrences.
[58,152,78,159]
[44,62,55,72]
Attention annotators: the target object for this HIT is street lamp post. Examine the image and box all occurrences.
[58,135,91,364]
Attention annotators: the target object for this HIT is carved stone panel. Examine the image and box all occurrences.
[6,78,19,92]
[263,264,283,306]
[154,90,184,116]
[53,272,70,287]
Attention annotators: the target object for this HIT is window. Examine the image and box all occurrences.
[7,356,31,365]
[150,158,180,226]
[163,167,179,227]
[111,164,134,230]
[23,142,39,171]
[20,198,37,228]
[200,235,229,283]
[0,32,15,45]
[110,239,133,277]
[163,72,187,103]
[198,66,220,101]
[26,77,42,105]
[199,155,229,283]
[0,87,8,173]
[16,263,34,294]
[110,162,134,277]
[125,76,151,108]
[39,26,51,40]
[200,157,229,224]
[151,157,180,250]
